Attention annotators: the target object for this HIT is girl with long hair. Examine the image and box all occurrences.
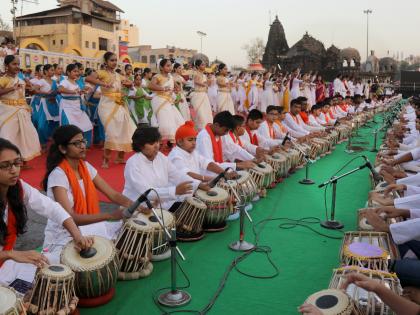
[0,137,92,285]
[216,63,235,114]
[172,63,191,120]
[41,125,133,261]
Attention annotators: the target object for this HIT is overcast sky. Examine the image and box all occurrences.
[1,0,419,66]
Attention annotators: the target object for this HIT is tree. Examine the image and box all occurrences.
[0,15,11,32]
[242,37,265,64]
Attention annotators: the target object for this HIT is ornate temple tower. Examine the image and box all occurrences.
[261,15,289,70]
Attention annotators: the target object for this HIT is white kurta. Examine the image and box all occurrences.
[0,180,71,285]
[283,113,310,136]
[123,152,197,210]
[168,146,214,176]
[196,128,236,176]
[390,209,420,245]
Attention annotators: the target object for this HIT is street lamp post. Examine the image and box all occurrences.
[363,9,373,62]
[196,31,207,55]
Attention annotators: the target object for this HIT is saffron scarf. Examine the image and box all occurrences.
[59,159,100,215]
[205,124,223,163]
[245,127,259,146]
[229,131,243,147]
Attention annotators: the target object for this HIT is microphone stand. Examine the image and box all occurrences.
[318,163,369,230]
[289,140,315,185]
[143,201,190,307]
[226,181,254,251]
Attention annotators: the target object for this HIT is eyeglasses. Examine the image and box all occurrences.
[68,139,88,148]
[0,159,23,171]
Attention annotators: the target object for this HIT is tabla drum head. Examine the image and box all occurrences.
[235,170,250,184]
[271,153,287,162]
[253,162,273,175]
[61,236,116,272]
[196,187,229,202]
[345,242,387,259]
[146,209,174,228]
[128,213,154,231]
[0,286,19,314]
[306,289,352,315]
[40,264,74,278]
[186,196,207,209]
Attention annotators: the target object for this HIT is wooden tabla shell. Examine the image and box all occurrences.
[0,286,23,315]
[305,289,360,315]
[266,153,289,178]
[330,266,402,315]
[174,197,207,241]
[357,208,403,231]
[27,264,77,315]
[144,210,175,261]
[249,162,274,189]
[285,149,300,169]
[340,231,399,271]
[115,215,154,280]
[196,187,230,231]
[61,236,119,297]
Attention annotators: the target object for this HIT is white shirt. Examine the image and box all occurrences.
[390,209,420,244]
[283,113,310,136]
[168,146,214,176]
[1,180,71,252]
[308,114,325,129]
[240,128,279,151]
[196,128,237,174]
[258,121,284,141]
[222,134,255,161]
[123,152,195,210]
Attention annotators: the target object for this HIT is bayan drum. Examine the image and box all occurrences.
[330,266,402,315]
[304,289,361,315]
[284,148,300,170]
[115,214,154,280]
[340,231,399,271]
[27,264,78,315]
[0,286,23,315]
[145,210,175,261]
[266,153,288,180]
[61,236,119,306]
[174,196,207,241]
[249,162,274,197]
[196,187,230,232]
[357,208,403,231]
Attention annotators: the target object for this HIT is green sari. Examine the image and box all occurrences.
[133,84,153,123]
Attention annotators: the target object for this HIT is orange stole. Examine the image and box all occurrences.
[206,124,223,163]
[59,159,100,215]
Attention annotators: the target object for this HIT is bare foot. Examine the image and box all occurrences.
[403,287,420,304]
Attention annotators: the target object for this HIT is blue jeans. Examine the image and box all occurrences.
[391,258,420,287]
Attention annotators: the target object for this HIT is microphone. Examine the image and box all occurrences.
[208,167,231,188]
[362,155,382,182]
[122,188,153,218]
[281,132,290,146]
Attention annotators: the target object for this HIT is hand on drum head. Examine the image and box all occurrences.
[8,250,49,268]
[74,235,95,252]
[298,303,323,315]
[256,147,269,157]
[364,212,390,233]
[198,182,211,192]
[236,160,256,170]
[176,181,193,196]
[339,272,380,293]
[383,184,406,197]
[225,171,238,180]
[373,207,410,219]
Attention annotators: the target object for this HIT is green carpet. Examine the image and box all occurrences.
[82,118,383,315]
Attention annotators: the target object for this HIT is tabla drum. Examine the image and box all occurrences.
[27,264,78,315]
[340,231,399,271]
[330,266,402,315]
[249,162,274,197]
[218,171,258,219]
[174,197,207,241]
[285,149,300,170]
[0,286,23,315]
[266,153,288,180]
[61,236,119,306]
[357,208,403,231]
[196,187,230,232]
[145,210,175,261]
[304,289,361,315]
[115,214,154,280]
